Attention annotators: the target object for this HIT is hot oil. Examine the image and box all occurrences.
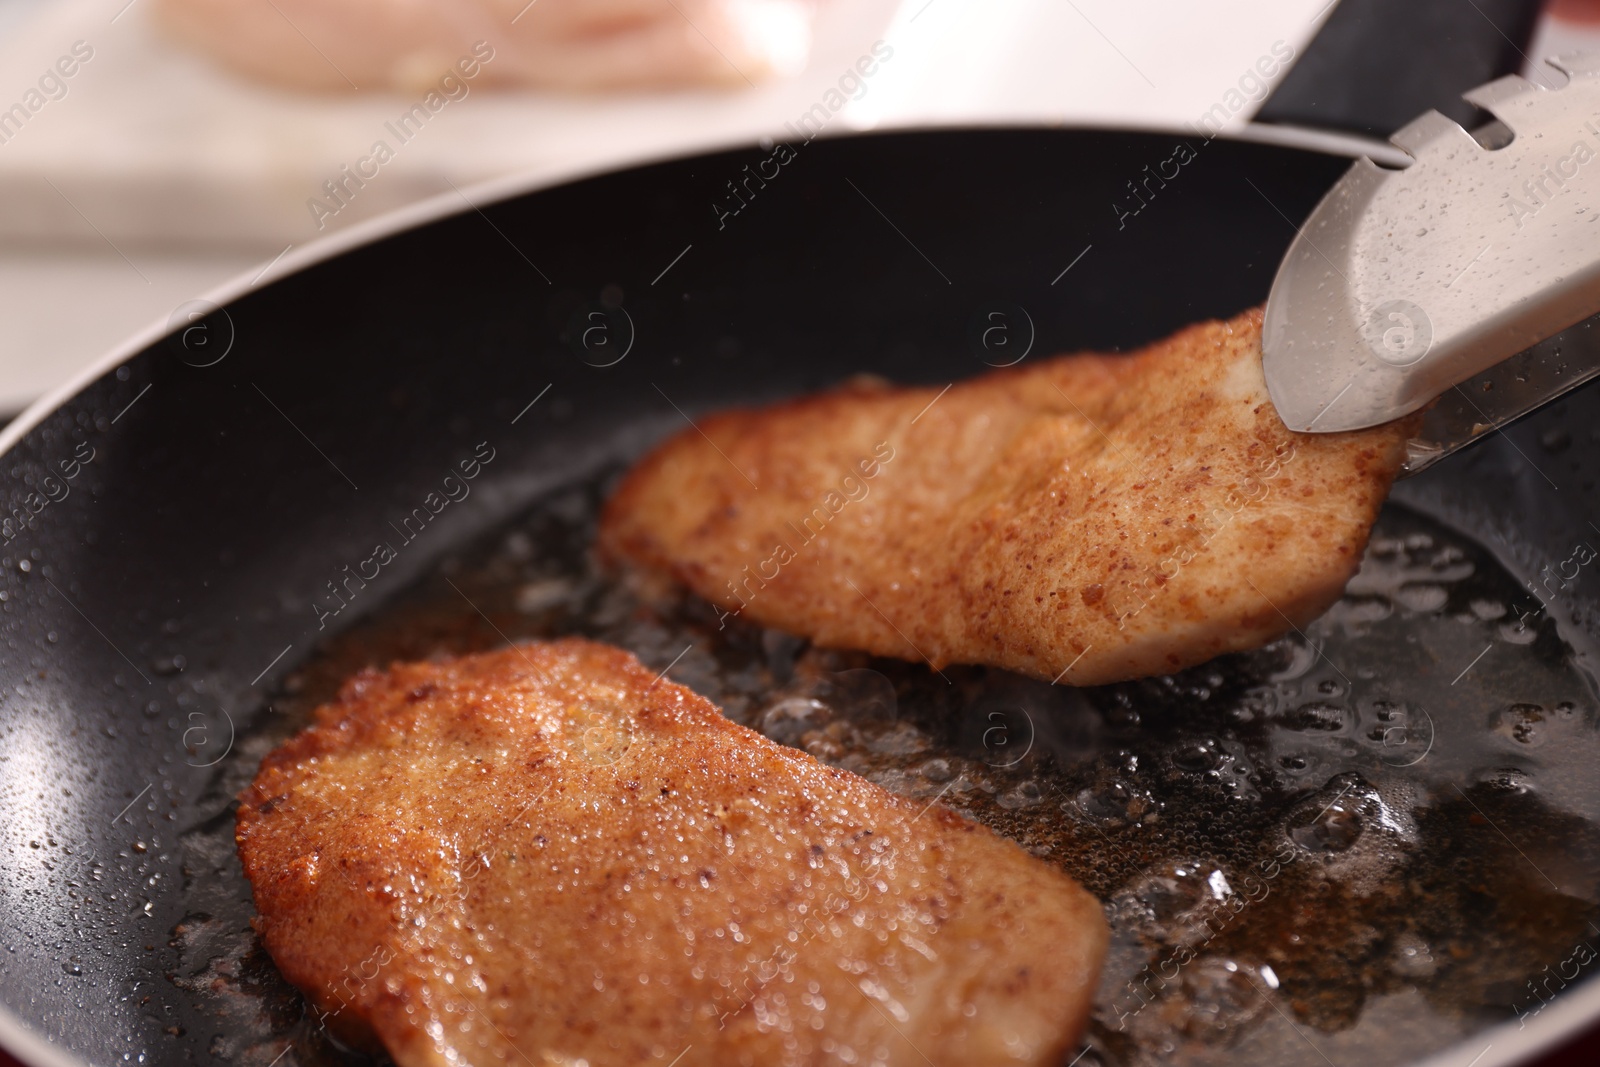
[173,474,1600,1067]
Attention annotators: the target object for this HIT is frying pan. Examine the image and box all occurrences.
[3,1,1597,1065]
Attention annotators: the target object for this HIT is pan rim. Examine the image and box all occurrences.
[8,117,1577,1067]
[1412,973,1600,1067]
[0,118,1394,463]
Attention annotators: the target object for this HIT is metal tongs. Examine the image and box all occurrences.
[1262,53,1600,474]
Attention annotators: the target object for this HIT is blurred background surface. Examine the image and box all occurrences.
[0,0,1341,414]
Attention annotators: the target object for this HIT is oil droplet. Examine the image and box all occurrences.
[1493,703,1546,747]
[1395,583,1449,612]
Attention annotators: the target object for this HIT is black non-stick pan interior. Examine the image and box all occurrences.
[2,126,1598,1067]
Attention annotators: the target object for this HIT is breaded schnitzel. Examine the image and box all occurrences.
[600,309,1417,685]
[237,638,1107,1066]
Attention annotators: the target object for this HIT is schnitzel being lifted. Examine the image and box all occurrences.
[600,309,1417,685]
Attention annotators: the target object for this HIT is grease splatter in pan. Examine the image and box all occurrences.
[172,473,1600,1067]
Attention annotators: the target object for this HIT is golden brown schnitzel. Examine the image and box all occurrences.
[600,309,1417,685]
[238,638,1107,1066]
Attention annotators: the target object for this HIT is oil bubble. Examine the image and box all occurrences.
[1289,800,1363,852]
[1279,701,1354,733]
[1492,703,1546,747]
[1074,778,1155,827]
[1170,738,1224,773]
[759,698,831,747]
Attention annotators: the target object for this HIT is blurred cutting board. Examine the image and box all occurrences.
[0,0,1336,252]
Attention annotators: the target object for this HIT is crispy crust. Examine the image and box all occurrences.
[600,309,1418,685]
[238,638,1108,1066]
